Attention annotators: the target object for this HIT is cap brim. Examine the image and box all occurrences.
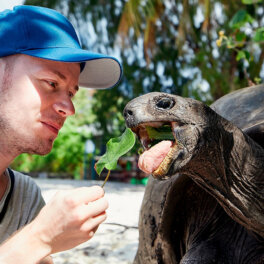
[21,47,122,89]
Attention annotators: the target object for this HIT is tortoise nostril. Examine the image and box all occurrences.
[124,109,133,119]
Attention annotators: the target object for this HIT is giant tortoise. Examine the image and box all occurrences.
[123,84,264,263]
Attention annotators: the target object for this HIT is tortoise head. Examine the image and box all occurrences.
[123,92,223,179]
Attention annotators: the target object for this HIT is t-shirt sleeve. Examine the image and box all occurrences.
[0,170,46,243]
[24,177,46,224]
[11,171,46,227]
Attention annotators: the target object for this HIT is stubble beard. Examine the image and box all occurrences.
[0,112,55,156]
[0,57,55,156]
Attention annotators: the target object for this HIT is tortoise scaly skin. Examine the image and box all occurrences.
[124,85,264,264]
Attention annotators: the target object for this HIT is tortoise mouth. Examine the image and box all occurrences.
[131,122,175,149]
[131,122,182,178]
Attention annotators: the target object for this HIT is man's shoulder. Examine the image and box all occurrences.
[9,169,41,191]
[8,169,45,209]
[1,169,46,236]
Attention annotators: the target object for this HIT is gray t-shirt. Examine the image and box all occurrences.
[0,169,45,243]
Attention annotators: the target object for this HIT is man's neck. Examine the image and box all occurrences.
[0,143,16,201]
[0,170,9,201]
[0,152,12,177]
[0,140,18,176]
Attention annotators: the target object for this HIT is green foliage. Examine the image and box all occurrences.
[146,126,174,141]
[254,27,264,42]
[90,87,128,141]
[242,0,262,4]
[24,0,264,102]
[95,128,136,176]
[216,1,264,85]
[229,10,254,29]
[20,0,264,174]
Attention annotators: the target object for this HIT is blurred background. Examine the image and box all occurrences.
[2,0,264,183]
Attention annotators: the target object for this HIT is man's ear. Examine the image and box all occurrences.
[0,58,5,70]
[0,58,5,81]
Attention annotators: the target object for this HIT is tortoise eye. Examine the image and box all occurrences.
[156,97,175,110]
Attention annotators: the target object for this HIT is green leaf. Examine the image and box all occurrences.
[226,37,236,49]
[236,50,250,61]
[242,0,262,4]
[94,128,136,176]
[254,77,262,84]
[235,32,246,42]
[229,10,254,29]
[244,50,251,61]
[236,50,246,61]
[146,126,174,140]
[253,27,264,42]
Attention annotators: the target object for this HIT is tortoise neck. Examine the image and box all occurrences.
[184,124,264,237]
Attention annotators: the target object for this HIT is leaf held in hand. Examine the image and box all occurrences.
[94,128,136,176]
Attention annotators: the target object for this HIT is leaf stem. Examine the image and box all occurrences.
[101,170,111,188]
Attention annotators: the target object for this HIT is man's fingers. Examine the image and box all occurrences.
[80,212,107,233]
[77,197,109,221]
[63,186,105,207]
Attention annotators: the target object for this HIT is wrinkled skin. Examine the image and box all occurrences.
[123,91,264,264]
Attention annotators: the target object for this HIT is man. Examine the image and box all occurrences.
[0,5,122,263]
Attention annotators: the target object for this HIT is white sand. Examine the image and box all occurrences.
[35,179,146,264]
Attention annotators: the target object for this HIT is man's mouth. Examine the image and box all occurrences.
[41,121,61,135]
[131,122,181,178]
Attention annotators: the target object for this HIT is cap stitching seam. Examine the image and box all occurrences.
[20,8,29,51]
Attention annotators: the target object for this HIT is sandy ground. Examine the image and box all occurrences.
[35,179,146,264]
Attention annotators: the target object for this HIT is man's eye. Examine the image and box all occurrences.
[47,81,56,88]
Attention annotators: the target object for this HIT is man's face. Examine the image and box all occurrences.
[0,54,80,156]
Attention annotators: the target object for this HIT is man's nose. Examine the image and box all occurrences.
[53,96,75,117]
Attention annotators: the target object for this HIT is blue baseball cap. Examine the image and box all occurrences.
[0,5,122,89]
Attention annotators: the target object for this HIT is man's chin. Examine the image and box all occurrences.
[35,148,53,156]
[25,138,54,155]
[38,141,54,155]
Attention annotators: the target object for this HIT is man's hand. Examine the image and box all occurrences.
[37,256,53,264]
[34,186,108,253]
[0,186,108,263]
